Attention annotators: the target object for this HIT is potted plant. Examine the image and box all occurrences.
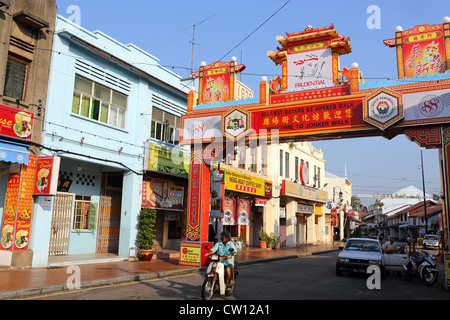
[269,233,280,250]
[136,208,157,261]
[258,229,269,249]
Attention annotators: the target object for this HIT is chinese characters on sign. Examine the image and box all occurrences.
[252,97,366,135]
[402,25,447,78]
[1,155,36,251]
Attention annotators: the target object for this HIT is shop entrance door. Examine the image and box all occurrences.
[252,211,263,247]
[48,193,73,256]
[96,189,122,253]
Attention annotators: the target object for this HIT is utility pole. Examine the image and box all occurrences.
[420,147,428,234]
[183,14,217,75]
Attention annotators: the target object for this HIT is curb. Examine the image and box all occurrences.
[1,249,339,300]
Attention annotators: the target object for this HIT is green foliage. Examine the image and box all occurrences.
[136,208,157,250]
[259,229,269,242]
[269,232,280,247]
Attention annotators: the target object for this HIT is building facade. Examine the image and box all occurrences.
[206,136,328,248]
[30,15,189,268]
[323,171,353,241]
[0,0,57,267]
[270,142,328,246]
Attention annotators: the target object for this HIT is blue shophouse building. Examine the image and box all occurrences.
[30,16,189,267]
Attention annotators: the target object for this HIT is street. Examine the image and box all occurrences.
[21,251,449,301]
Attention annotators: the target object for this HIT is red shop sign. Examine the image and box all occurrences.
[33,156,61,196]
[0,104,34,141]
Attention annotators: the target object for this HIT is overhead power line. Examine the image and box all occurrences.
[217,0,291,61]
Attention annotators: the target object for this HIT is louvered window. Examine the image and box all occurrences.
[3,54,28,101]
[150,104,181,146]
[72,75,127,128]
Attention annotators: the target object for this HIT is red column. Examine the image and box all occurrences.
[441,125,450,252]
[180,144,212,267]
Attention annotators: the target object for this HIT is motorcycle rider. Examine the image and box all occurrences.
[205,230,237,287]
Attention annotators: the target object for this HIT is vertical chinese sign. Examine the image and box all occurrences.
[1,173,20,250]
[1,155,36,251]
[331,208,337,227]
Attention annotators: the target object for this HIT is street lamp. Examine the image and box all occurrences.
[420,148,429,234]
[333,186,342,202]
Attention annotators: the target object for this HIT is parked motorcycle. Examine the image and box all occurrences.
[403,250,438,286]
[201,247,238,300]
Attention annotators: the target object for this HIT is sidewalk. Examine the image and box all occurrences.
[0,242,343,299]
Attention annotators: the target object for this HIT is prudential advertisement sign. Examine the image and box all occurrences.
[287,47,333,91]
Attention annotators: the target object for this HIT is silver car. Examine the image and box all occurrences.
[336,238,384,276]
[423,234,439,249]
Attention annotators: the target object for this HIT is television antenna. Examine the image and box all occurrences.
[183,14,217,75]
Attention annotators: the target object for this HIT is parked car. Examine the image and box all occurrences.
[336,238,409,277]
[336,238,384,276]
[423,234,440,249]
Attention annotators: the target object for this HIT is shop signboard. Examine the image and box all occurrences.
[0,104,34,141]
[1,155,36,251]
[236,198,250,226]
[57,179,73,192]
[179,241,212,267]
[33,156,61,196]
[141,178,184,211]
[255,198,267,207]
[281,180,328,203]
[222,196,236,226]
[224,169,271,197]
[331,208,337,226]
[1,173,20,251]
[144,142,189,178]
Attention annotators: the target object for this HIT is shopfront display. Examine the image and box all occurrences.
[142,178,184,211]
[218,168,272,245]
[1,155,36,252]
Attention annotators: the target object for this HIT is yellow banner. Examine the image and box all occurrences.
[224,169,270,197]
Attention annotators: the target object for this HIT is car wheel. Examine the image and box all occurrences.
[336,266,343,276]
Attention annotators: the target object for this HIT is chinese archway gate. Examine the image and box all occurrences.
[179,21,450,271]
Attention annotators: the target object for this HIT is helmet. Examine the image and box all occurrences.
[220,230,231,243]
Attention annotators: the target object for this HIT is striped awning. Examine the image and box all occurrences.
[0,141,30,165]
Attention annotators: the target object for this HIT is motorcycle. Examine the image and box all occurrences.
[201,247,238,300]
[403,250,438,286]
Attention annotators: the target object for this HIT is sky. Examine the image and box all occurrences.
[54,0,447,200]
